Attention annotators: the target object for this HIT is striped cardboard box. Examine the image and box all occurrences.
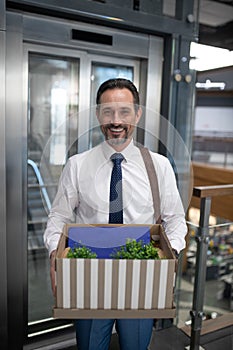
[53,224,176,319]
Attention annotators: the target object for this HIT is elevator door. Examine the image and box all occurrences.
[26,45,139,334]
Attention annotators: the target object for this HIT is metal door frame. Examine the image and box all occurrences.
[24,43,142,152]
[6,11,164,347]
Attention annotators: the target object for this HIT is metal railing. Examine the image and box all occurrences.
[189,184,233,350]
[27,159,51,211]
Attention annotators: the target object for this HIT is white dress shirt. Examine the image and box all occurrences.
[44,140,187,256]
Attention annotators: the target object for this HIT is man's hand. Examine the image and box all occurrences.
[172,248,179,259]
[50,250,57,297]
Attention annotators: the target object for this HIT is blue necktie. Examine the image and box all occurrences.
[109,153,124,224]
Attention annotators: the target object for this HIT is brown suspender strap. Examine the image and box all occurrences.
[140,147,179,268]
[139,147,161,224]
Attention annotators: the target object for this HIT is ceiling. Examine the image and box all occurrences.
[198,0,233,50]
[7,0,233,50]
[164,0,233,50]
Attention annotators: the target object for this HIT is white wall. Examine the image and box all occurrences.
[194,106,233,133]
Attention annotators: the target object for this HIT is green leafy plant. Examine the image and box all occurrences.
[66,245,97,259]
[65,239,163,260]
[110,239,160,260]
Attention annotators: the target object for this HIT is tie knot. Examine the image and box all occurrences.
[110,153,124,165]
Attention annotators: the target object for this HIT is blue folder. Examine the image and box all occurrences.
[67,225,151,259]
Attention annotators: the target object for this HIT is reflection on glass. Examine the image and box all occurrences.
[89,63,133,148]
[176,212,233,329]
[27,54,79,323]
[50,86,67,164]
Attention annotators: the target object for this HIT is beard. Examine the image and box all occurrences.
[101,123,133,146]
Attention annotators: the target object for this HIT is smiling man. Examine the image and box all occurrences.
[96,80,142,150]
[44,78,187,350]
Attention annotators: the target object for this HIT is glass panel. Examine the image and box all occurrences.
[89,63,134,148]
[176,210,233,330]
[27,53,79,323]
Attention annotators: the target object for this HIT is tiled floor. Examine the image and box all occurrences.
[56,324,233,350]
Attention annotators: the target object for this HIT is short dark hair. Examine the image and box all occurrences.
[96,78,140,108]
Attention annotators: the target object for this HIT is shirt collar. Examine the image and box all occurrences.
[101,139,137,162]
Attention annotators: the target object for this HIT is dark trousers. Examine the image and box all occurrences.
[75,318,154,350]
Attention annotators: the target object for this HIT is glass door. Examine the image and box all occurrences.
[27,52,79,330]
[26,47,140,336]
[89,59,139,147]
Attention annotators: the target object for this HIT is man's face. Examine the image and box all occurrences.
[96,88,142,151]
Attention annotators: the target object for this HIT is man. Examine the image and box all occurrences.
[44,78,187,350]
